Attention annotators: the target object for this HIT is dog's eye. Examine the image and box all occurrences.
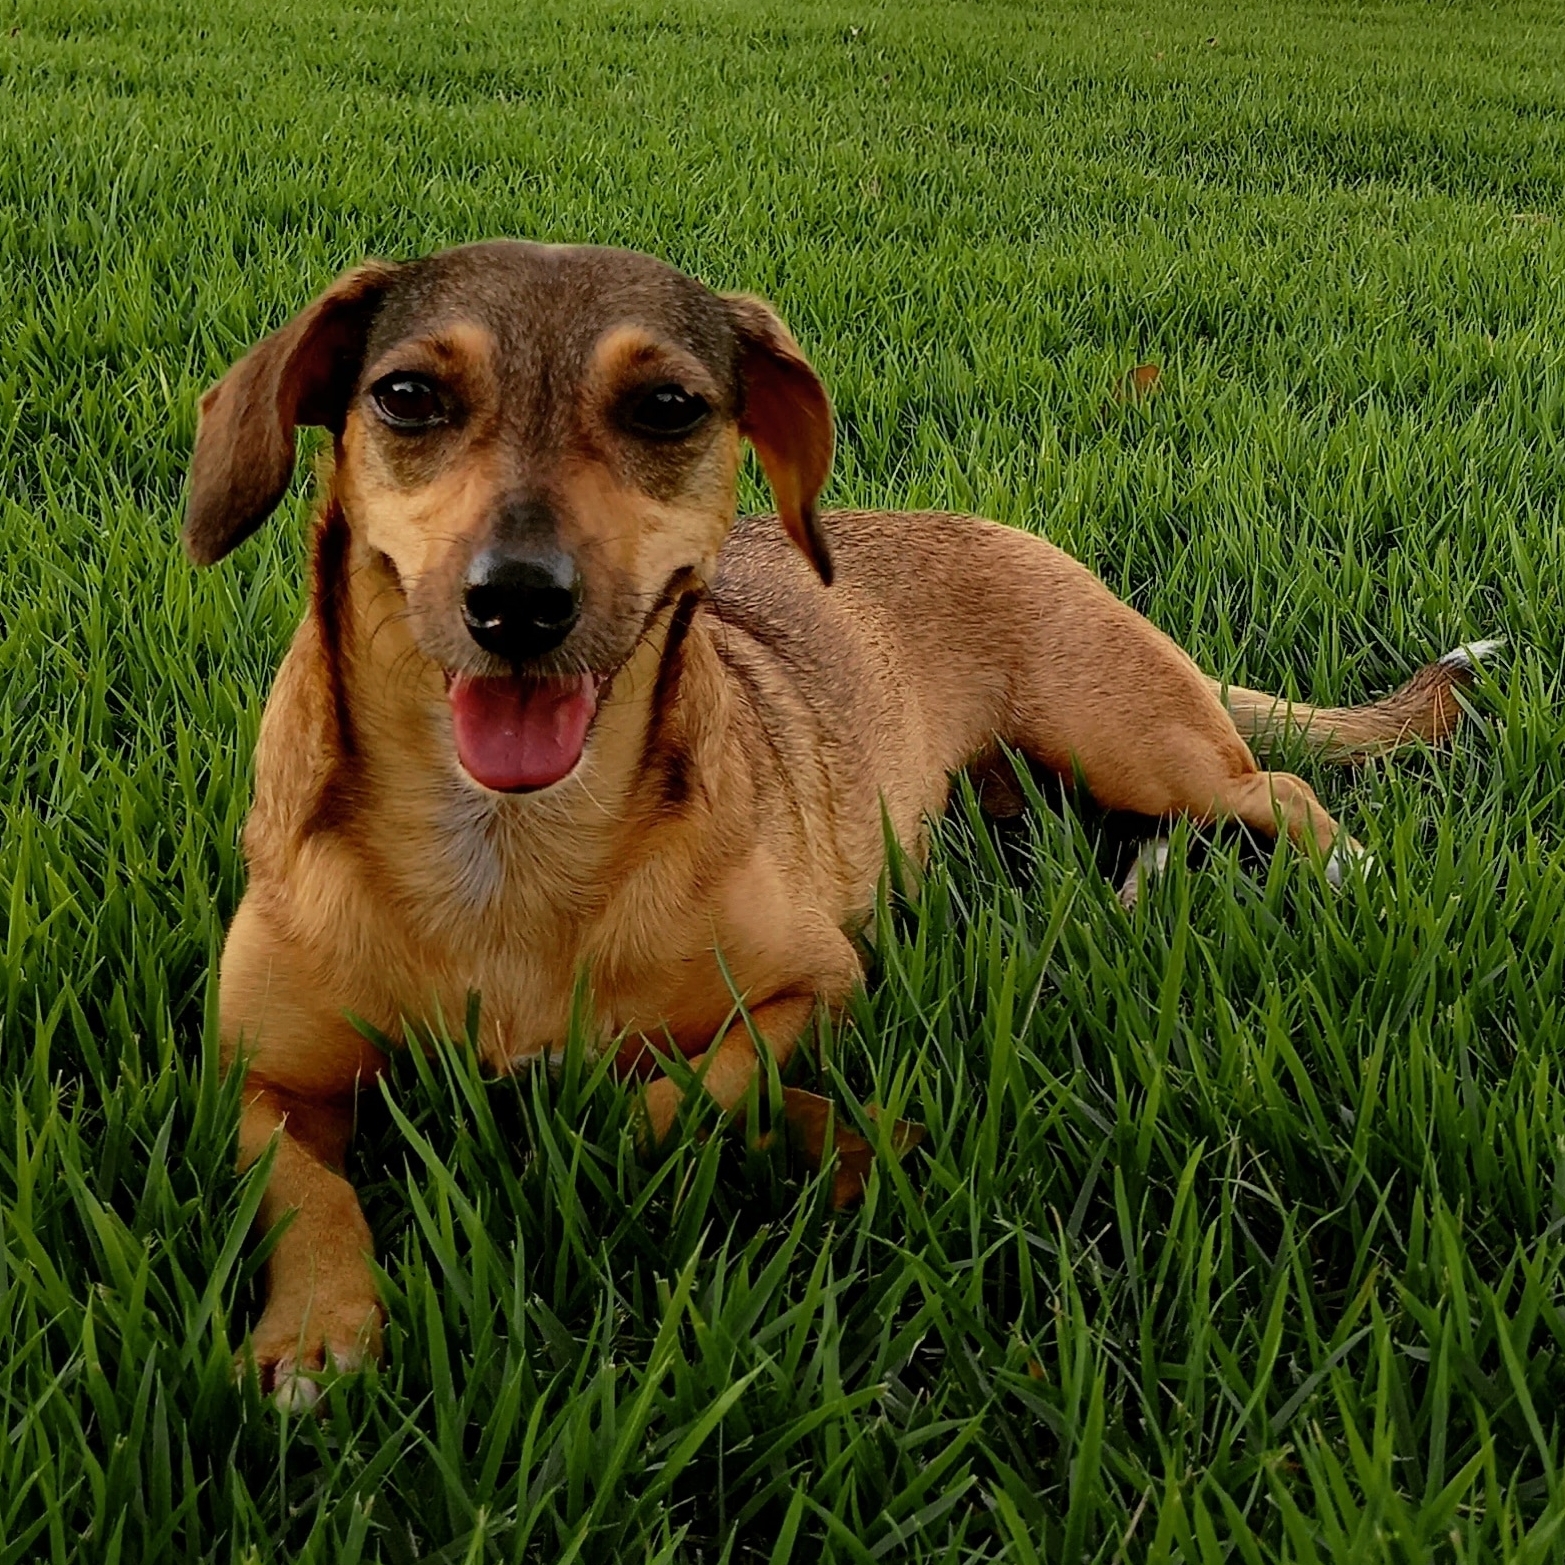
[626,383,710,439]
[370,374,446,430]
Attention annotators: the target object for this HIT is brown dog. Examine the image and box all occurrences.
[184,240,1491,1406]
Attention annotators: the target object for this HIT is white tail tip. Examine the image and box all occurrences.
[1439,636,1507,673]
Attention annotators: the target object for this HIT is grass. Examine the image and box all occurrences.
[2,0,1565,1556]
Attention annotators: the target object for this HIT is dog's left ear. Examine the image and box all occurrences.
[725,295,835,586]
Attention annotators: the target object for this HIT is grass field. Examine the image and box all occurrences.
[3,0,1565,1558]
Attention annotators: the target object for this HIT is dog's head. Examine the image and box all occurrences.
[185,241,833,793]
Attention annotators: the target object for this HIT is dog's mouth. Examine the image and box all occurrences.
[447,671,603,793]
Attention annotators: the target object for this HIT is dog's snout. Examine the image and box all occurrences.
[462,548,583,662]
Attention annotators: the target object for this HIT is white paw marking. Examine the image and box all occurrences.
[1118,836,1172,909]
[1325,839,1374,890]
[271,1366,322,1414]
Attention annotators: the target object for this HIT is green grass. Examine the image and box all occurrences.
[3,0,1565,1557]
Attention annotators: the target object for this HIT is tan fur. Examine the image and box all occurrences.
[185,241,1483,1401]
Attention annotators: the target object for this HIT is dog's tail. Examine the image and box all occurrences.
[1211,639,1504,764]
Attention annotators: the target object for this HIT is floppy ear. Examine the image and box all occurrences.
[183,262,399,566]
[725,295,835,586]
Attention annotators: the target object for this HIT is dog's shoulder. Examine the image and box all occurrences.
[708,512,875,686]
[703,510,933,760]
[709,508,1025,655]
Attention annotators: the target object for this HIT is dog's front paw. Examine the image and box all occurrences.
[241,1292,383,1413]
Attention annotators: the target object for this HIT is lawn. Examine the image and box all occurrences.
[3,0,1565,1558]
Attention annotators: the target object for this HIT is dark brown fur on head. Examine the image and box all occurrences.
[184,241,835,688]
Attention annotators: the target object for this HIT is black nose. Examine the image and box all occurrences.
[462,548,583,662]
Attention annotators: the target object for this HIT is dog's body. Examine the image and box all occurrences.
[236,505,1282,1074]
[186,241,1484,1404]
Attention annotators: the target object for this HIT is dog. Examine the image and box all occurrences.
[183,240,1492,1406]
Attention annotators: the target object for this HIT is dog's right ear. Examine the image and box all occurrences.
[184,262,399,566]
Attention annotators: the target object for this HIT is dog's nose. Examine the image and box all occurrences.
[462,548,583,662]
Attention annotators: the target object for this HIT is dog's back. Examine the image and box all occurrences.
[709,509,1170,836]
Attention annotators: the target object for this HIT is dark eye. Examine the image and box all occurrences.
[370,373,446,430]
[626,383,710,439]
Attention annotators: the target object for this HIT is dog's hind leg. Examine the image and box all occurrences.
[1028,698,1358,865]
[996,607,1361,872]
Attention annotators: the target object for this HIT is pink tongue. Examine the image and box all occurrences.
[448,673,598,792]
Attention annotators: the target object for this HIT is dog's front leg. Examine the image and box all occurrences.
[641,991,823,1145]
[238,1088,380,1408]
[222,897,385,1409]
[639,986,918,1206]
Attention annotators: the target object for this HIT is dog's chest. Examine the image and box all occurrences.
[349,803,733,1067]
